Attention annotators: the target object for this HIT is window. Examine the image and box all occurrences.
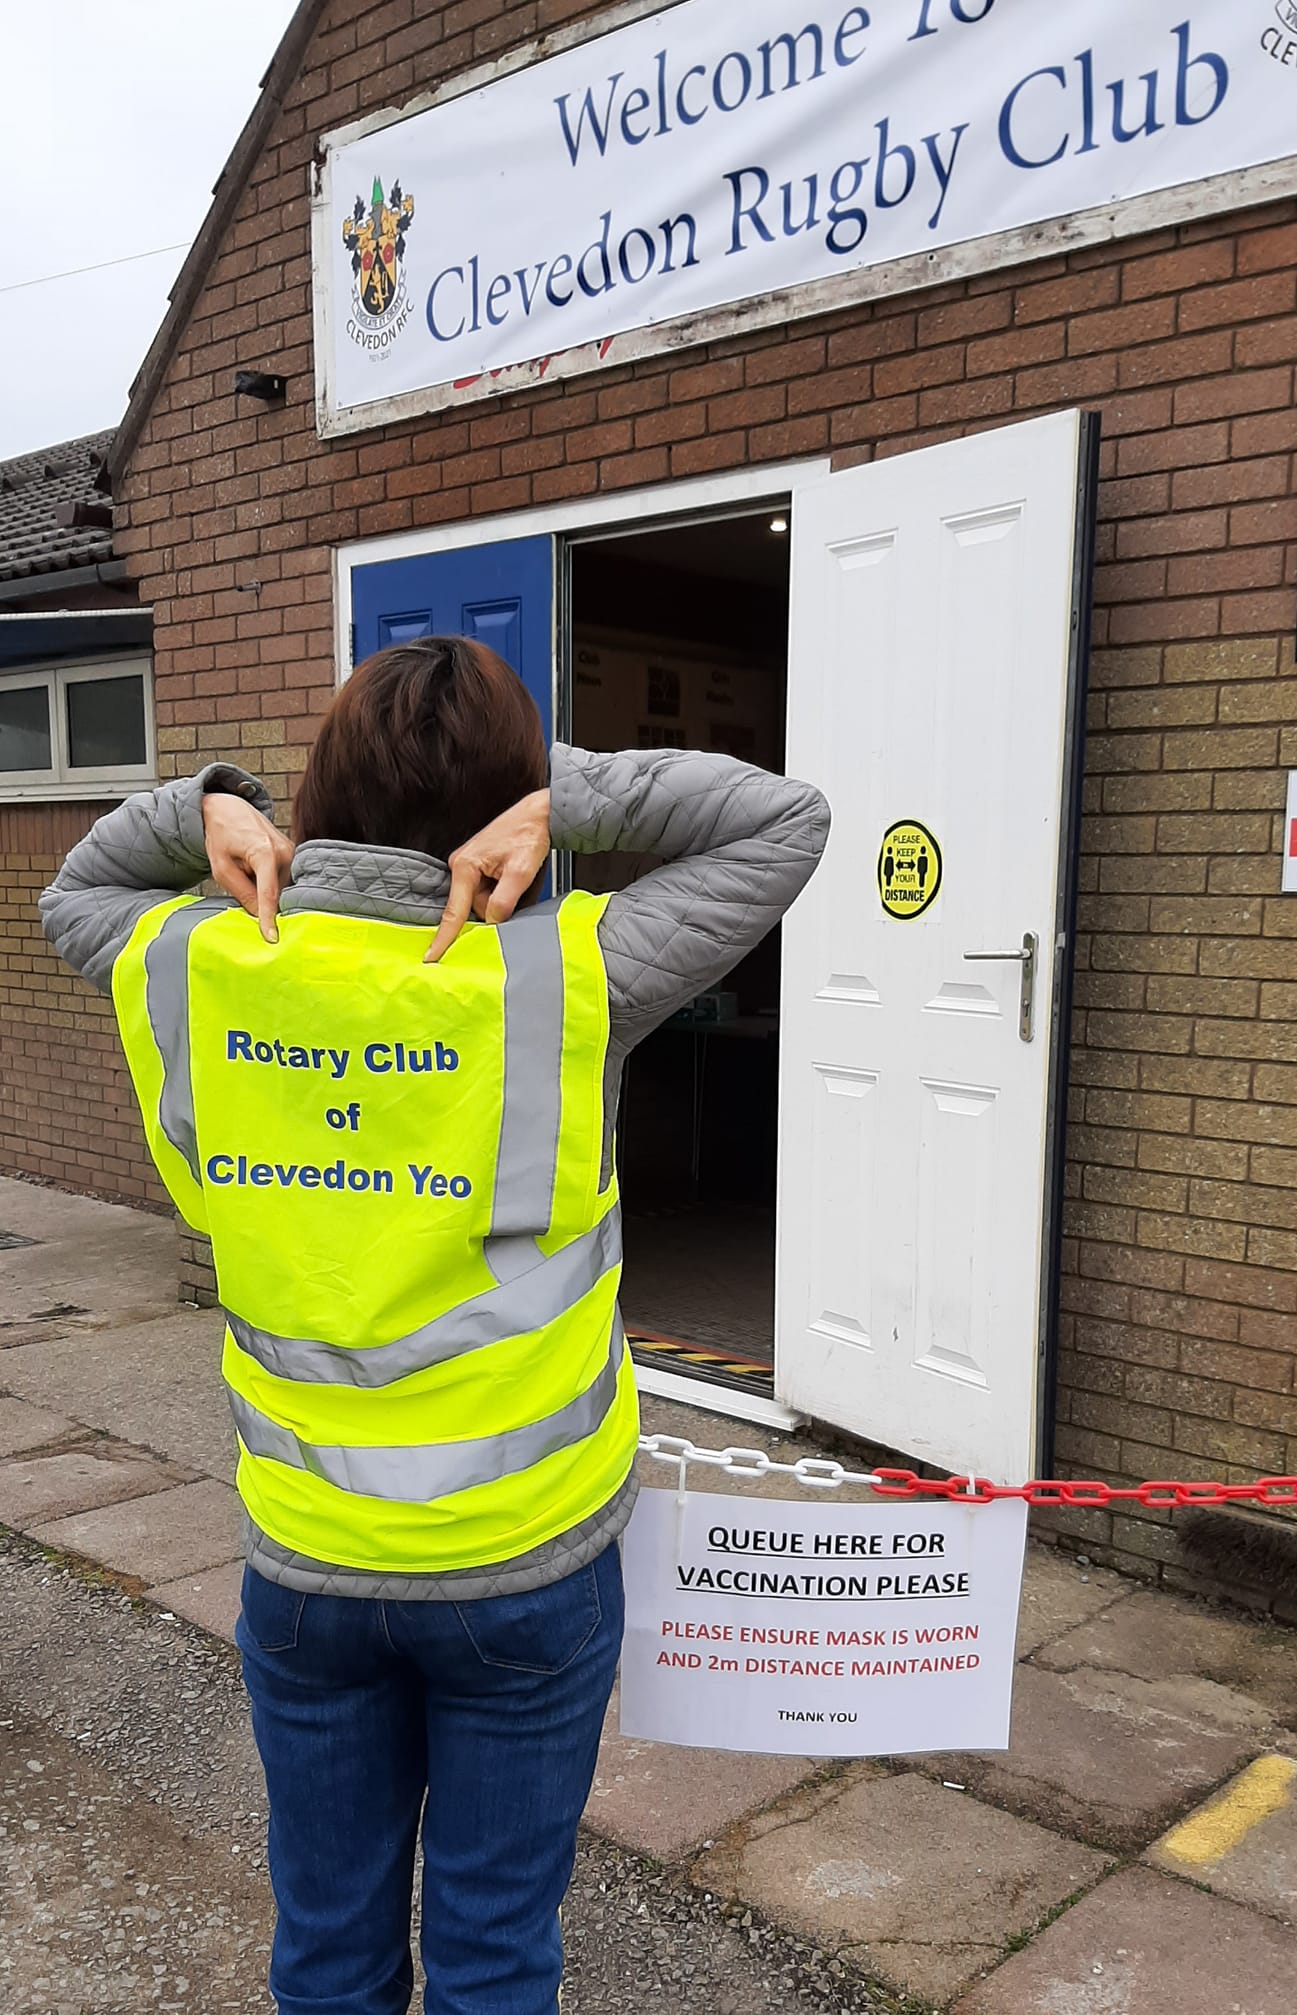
[0,656,156,798]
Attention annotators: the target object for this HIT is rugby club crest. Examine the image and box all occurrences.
[342,176,416,356]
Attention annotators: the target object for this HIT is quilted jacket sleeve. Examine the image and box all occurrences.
[38,764,272,994]
[549,743,830,1053]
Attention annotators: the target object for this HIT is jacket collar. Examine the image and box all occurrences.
[279,839,451,926]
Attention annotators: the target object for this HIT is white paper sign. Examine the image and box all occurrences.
[620,1488,1027,1757]
[315,0,1297,428]
[1283,771,1297,895]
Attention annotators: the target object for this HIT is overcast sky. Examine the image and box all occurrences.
[0,0,299,461]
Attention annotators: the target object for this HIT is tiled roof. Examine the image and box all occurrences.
[0,428,117,582]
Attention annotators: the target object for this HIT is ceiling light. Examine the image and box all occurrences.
[769,516,788,534]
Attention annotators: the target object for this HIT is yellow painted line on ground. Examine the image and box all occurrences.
[1158,1755,1297,1869]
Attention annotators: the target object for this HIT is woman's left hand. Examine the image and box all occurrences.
[203,791,296,943]
[425,790,552,963]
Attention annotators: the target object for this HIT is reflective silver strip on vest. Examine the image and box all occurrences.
[225,1206,621,1388]
[490,905,565,1237]
[144,901,229,1184]
[228,1317,624,1503]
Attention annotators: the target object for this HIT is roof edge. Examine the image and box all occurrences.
[109,0,331,488]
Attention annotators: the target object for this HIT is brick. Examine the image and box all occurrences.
[1181,272,1297,330]
[1172,367,1293,424]
[1135,1213,1248,1262]
[1122,241,1235,300]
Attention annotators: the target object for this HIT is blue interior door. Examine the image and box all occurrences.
[349,536,555,742]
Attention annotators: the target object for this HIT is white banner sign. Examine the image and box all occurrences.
[620,1488,1027,1757]
[315,0,1297,430]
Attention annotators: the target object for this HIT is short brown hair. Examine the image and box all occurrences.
[293,637,547,858]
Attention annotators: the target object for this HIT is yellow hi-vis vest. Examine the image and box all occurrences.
[110,890,638,1576]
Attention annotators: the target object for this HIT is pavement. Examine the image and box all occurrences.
[3,1175,1297,2014]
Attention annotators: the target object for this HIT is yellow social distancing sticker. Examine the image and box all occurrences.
[878,820,942,921]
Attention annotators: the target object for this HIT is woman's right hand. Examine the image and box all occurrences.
[202,792,295,943]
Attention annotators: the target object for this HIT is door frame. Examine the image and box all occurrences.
[337,457,827,1435]
[334,459,829,693]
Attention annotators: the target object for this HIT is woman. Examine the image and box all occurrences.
[41,636,829,2015]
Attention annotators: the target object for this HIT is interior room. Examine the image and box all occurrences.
[567,507,791,1391]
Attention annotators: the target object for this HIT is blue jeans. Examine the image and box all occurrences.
[236,1543,623,2015]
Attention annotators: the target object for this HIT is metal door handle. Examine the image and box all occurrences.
[963,932,1038,1042]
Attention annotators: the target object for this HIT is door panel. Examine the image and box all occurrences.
[777,412,1091,1483]
[350,536,555,740]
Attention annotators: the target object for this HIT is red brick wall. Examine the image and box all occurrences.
[20,1,1297,1591]
[0,800,163,1207]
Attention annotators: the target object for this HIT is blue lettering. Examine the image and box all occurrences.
[659,213,699,274]
[577,211,615,298]
[676,63,707,125]
[923,125,967,228]
[553,72,624,165]
[713,51,753,114]
[999,66,1069,169]
[759,25,825,97]
[365,1043,392,1074]
[514,261,546,316]
[250,1164,273,1187]
[427,267,466,341]
[835,7,871,66]
[1173,22,1228,127]
[619,84,652,144]
[436,1042,459,1072]
[207,1154,234,1184]
[546,253,575,307]
[227,1031,252,1061]
[485,272,511,327]
[826,160,869,256]
[1109,71,1163,145]
[449,1176,472,1199]
[875,117,915,210]
[618,227,656,285]
[726,166,775,253]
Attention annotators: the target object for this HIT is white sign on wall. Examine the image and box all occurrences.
[1284,772,1297,894]
[620,1488,1028,1757]
[313,0,1297,433]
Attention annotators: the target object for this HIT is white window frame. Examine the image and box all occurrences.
[0,653,157,801]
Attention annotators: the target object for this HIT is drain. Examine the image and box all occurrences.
[0,1231,39,1251]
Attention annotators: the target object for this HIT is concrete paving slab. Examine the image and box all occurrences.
[149,1557,245,1644]
[920,1661,1268,1852]
[0,1175,177,1332]
[1035,1586,1297,1727]
[1015,1546,1128,1658]
[0,1441,191,1530]
[0,1395,87,1457]
[951,1865,1297,2015]
[1148,1753,1297,1927]
[696,1769,1110,2006]
[0,1308,234,1477]
[585,1681,819,1861]
[31,1477,243,1587]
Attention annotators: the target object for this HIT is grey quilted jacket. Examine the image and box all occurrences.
[40,743,829,1601]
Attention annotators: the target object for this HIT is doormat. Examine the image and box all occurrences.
[626,1325,774,1396]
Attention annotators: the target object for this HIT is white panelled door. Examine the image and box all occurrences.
[776,412,1090,1484]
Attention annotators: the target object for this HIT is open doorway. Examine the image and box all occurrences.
[567,507,791,1396]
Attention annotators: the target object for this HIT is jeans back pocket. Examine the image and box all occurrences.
[454,1562,602,1675]
[238,1566,307,1653]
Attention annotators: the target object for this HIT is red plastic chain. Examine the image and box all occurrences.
[870,1468,1297,1509]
